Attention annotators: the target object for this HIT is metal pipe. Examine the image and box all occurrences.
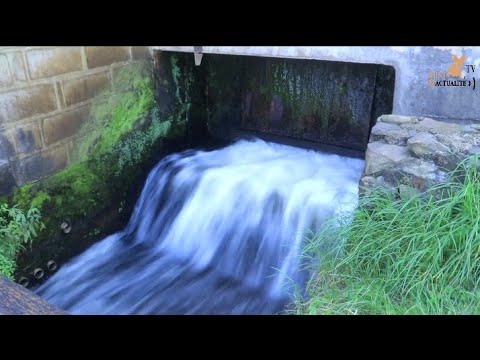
[47,260,57,272]
[33,268,44,280]
[60,221,71,234]
[18,277,29,287]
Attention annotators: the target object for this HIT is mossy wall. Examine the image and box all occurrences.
[153,51,208,147]
[204,54,395,151]
[6,56,200,285]
[0,47,150,197]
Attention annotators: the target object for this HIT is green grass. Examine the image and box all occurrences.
[0,203,44,279]
[295,155,480,315]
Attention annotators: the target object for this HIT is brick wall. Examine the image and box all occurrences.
[0,46,152,195]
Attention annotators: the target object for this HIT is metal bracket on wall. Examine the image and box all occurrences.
[194,46,203,66]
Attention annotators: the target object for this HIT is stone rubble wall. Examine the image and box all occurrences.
[0,46,151,195]
[361,115,480,194]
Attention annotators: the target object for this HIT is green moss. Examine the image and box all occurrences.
[170,54,193,126]
[30,191,51,211]
[8,57,194,273]
[12,184,52,212]
[112,107,172,176]
[12,184,35,210]
[271,60,330,122]
[43,161,104,217]
[74,62,156,162]
[9,63,156,243]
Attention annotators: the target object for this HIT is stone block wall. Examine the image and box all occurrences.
[360,114,480,193]
[0,46,152,195]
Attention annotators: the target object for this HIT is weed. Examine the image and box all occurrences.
[296,155,480,315]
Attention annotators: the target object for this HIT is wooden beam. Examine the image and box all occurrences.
[0,275,67,315]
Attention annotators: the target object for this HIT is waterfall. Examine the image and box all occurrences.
[36,139,364,314]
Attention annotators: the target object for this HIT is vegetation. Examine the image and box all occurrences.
[5,58,192,279]
[74,62,157,162]
[295,155,480,315]
[0,203,44,279]
[12,62,163,217]
[110,107,172,176]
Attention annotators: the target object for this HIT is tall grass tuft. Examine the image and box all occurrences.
[296,154,480,315]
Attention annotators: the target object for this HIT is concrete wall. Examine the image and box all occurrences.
[201,53,394,152]
[0,46,151,195]
[153,46,480,122]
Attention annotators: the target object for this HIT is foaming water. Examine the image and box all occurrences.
[36,139,365,314]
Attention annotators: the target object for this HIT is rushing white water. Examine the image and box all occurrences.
[36,139,365,314]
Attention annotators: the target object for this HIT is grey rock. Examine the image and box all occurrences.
[359,175,396,196]
[384,129,411,145]
[469,146,480,155]
[400,158,438,179]
[359,176,375,187]
[413,118,463,135]
[379,114,417,125]
[435,134,475,154]
[364,141,412,175]
[398,184,419,200]
[463,125,479,133]
[407,132,450,157]
[407,129,418,137]
[371,122,402,136]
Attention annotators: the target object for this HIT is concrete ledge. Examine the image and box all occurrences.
[0,275,66,315]
[153,46,480,122]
